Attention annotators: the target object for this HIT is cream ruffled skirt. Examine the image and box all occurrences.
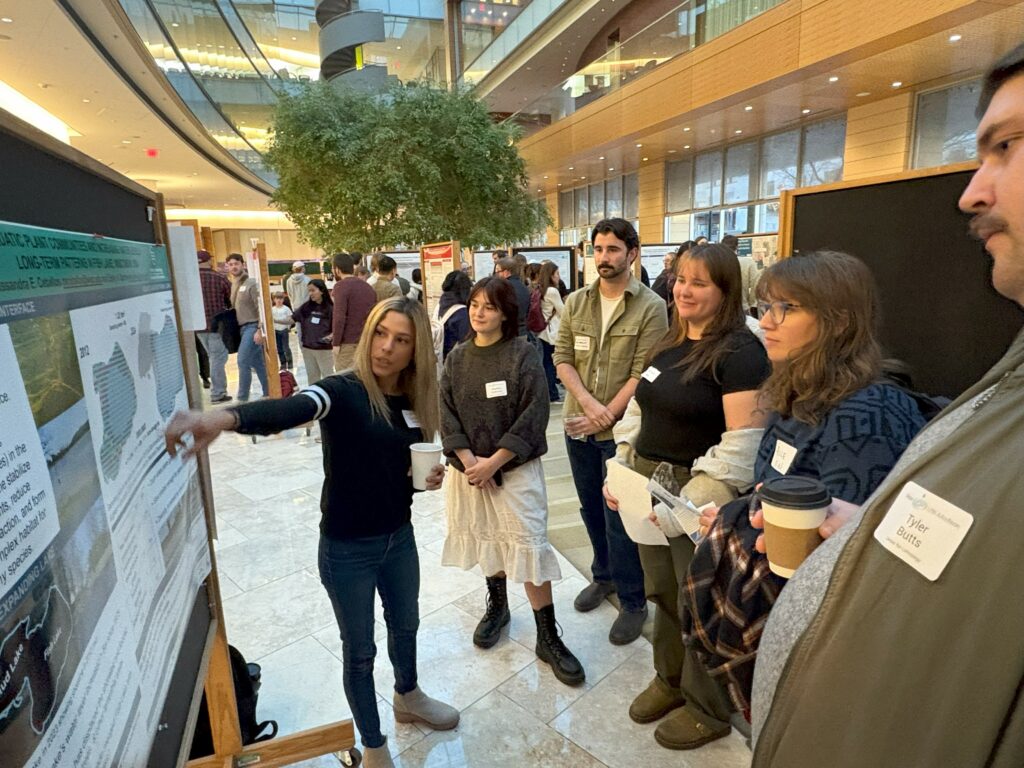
[441,458,562,585]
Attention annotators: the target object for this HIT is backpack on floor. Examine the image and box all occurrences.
[279,369,298,398]
[526,288,549,333]
[189,644,278,758]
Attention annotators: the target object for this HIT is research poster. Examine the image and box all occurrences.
[514,248,574,289]
[0,221,210,767]
[421,242,458,315]
[639,244,681,286]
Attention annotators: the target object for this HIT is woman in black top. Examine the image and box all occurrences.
[603,244,770,750]
[165,297,458,768]
[291,278,334,385]
[436,270,472,360]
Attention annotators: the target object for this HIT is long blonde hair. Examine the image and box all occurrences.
[352,297,440,439]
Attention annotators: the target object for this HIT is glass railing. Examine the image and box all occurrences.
[461,0,564,85]
[508,0,785,132]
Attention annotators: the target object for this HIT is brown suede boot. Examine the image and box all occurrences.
[629,676,686,724]
[654,706,731,750]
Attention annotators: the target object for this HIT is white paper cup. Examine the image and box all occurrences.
[410,443,443,490]
[760,476,831,578]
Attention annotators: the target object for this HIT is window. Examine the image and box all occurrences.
[800,117,846,187]
[589,182,605,223]
[913,79,981,168]
[664,213,691,241]
[623,173,639,219]
[665,159,693,213]
[694,151,723,209]
[606,176,623,218]
[724,142,757,204]
[558,190,573,229]
[574,186,589,228]
[760,130,799,198]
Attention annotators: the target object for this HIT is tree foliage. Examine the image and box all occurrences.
[264,80,551,252]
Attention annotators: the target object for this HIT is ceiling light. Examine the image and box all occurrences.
[642,157,648,161]
[949,33,961,42]
[891,81,902,88]
[683,144,690,149]
[608,167,614,171]
[122,139,132,144]
[0,18,13,23]
[828,76,839,83]
[735,129,743,134]
[856,91,871,97]
[635,143,643,148]
[683,127,691,132]
[801,108,811,114]
[396,45,402,50]
[580,176,587,180]
[744,105,753,111]
[598,156,605,160]
[170,21,179,27]
[543,175,548,179]
[82,98,90,103]
[667,149,676,154]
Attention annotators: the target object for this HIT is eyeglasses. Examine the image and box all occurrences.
[757,300,803,324]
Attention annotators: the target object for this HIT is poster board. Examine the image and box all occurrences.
[639,243,680,285]
[779,162,1023,398]
[514,247,576,289]
[581,241,598,286]
[381,250,422,284]
[736,232,778,269]
[472,250,495,279]
[420,241,460,315]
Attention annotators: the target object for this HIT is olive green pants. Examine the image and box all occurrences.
[634,456,732,726]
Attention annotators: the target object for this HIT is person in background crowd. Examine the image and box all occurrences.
[749,46,1024,765]
[722,234,759,316]
[408,268,423,302]
[226,252,269,402]
[293,278,334,386]
[525,262,542,288]
[355,265,371,281]
[285,259,311,309]
[640,263,651,288]
[373,255,403,303]
[491,249,508,275]
[196,249,231,402]
[164,296,459,768]
[436,270,472,360]
[554,218,668,645]
[271,291,294,371]
[534,261,565,402]
[440,277,585,686]
[460,260,473,275]
[368,252,381,285]
[604,243,770,750]
[331,252,376,372]
[495,256,530,337]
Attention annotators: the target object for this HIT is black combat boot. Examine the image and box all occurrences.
[534,604,585,686]
[473,576,510,649]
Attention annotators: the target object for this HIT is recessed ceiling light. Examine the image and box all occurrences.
[683,144,690,149]
[683,127,691,132]
[82,98,90,103]
[949,33,962,42]
[608,167,614,171]
[828,76,839,83]
[744,105,753,111]
[667,149,676,154]
[635,143,643,148]
[557,183,562,186]
[580,176,587,180]
[642,157,648,161]
[801,108,811,114]
[598,156,605,160]
[396,45,402,50]
[568,166,574,170]
[891,81,903,88]
[735,129,743,134]
[543,175,548,179]
[0,18,13,23]
[170,21,179,27]
[856,91,871,97]
[122,139,132,144]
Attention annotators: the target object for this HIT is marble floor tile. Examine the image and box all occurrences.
[416,555,486,619]
[395,691,605,768]
[216,523,319,591]
[223,570,337,661]
[550,649,750,768]
[217,573,243,601]
[373,604,536,712]
[451,583,528,620]
[226,468,325,502]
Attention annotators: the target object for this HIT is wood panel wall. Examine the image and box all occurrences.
[842,93,915,180]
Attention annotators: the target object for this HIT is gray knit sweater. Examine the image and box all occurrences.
[440,336,549,472]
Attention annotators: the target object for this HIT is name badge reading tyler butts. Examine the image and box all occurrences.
[574,336,591,351]
[641,366,661,383]
[485,381,508,398]
[402,410,420,428]
[873,481,974,581]
[771,440,798,474]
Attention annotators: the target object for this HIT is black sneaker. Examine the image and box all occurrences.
[210,394,233,404]
[202,378,211,389]
[574,581,616,612]
[609,605,648,645]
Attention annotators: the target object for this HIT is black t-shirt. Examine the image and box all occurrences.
[635,330,769,466]
[234,373,423,539]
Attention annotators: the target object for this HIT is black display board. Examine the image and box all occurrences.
[789,169,1024,398]
[0,117,212,768]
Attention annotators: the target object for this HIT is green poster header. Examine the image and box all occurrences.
[0,220,169,322]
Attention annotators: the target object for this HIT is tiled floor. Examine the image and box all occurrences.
[199,350,751,767]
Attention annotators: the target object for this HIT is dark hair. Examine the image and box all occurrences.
[678,240,697,256]
[757,251,882,424]
[721,234,739,251]
[977,42,1024,118]
[492,249,508,260]
[495,257,521,278]
[226,252,244,263]
[333,252,355,274]
[307,278,333,306]
[537,261,560,292]
[591,218,639,253]
[377,255,397,273]
[468,277,518,342]
[441,270,472,303]
[411,268,421,283]
[646,243,749,383]
[350,251,364,265]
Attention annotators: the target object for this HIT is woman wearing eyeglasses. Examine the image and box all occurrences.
[682,251,928,732]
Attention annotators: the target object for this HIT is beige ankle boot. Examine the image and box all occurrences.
[361,738,395,768]
[393,687,460,730]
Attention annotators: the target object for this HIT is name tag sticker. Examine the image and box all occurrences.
[485,381,508,398]
[402,410,421,428]
[873,481,974,581]
[574,335,591,351]
[641,366,661,383]
[770,440,798,474]
[310,316,320,324]
[238,285,247,292]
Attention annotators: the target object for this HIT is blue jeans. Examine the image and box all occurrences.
[196,330,229,399]
[565,434,646,612]
[236,322,269,401]
[539,339,560,401]
[274,328,293,368]
[318,524,420,749]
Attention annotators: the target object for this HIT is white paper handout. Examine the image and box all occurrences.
[605,460,669,546]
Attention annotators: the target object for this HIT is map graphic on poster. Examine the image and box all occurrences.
[0,220,210,768]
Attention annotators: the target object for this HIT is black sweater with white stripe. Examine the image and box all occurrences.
[230,372,423,539]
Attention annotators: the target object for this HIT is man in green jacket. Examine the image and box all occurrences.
[554,218,668,645]
[752,42,1024,767]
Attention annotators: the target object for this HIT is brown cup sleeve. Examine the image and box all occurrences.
[763,520,823,572]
